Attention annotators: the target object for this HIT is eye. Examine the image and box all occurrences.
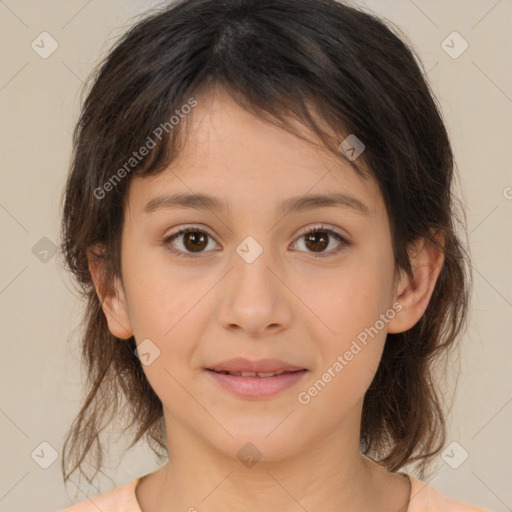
[163,227,219,258]
[291,224,349,258]
[163,224,349,259]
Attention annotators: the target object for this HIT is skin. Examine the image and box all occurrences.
[89,85,444,512]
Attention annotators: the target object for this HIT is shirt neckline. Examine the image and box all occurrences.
[132,472,417,512]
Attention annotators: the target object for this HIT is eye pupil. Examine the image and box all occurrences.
[184,231,208,252]
[305,231,329,252]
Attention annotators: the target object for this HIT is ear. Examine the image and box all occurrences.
[87,245,134,340]
[387,232,444,334]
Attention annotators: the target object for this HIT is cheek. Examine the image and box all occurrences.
[121,235,204,336]
[304,249,394,341]
[299,249,394,397]
[298,293,390,420]
[120,239,215,372]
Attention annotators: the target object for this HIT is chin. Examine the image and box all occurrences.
[208,428,305,465]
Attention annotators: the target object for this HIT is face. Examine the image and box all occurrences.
[107,87,406,462]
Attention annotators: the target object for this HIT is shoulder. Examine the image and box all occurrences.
[406,474,491,512]
[57,476,144,512]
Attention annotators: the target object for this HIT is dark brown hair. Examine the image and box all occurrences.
[60,0,471,486]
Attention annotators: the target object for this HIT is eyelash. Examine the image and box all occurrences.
[163,224,349,259]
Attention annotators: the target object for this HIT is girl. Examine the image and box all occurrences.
[58,0,490,510]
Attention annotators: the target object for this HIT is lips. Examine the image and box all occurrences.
[210,370,298,378]
[206,357,306,375]
[205,360,309,398]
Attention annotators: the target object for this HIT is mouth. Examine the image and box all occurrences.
[206,369,305,378]
[205,357,307,374]
[204,368,309,398]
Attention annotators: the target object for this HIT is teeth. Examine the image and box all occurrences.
[217,370,287,377]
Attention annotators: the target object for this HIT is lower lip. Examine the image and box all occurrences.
[205,369,308,399]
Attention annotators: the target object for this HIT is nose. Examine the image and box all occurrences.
[216,246,293,337]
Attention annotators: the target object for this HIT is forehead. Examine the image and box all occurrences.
[126,87,384,221]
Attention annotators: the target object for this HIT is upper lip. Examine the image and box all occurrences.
[206,358,306,373]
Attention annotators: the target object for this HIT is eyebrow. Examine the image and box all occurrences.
[143,192,370,217]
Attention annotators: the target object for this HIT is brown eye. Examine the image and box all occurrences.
[164,225,349,259]
[164,228,218,258]
[293,226,348,258]
[303,231,329,252]
[181,231,208,252]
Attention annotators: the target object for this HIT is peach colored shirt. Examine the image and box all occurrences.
[59,473,491,511]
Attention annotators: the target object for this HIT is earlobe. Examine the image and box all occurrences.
[87,246,134,340]
[387,234,444,334]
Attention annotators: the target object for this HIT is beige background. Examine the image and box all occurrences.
[0,1,510,511]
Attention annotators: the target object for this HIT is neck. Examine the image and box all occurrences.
[136,407,411,512]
